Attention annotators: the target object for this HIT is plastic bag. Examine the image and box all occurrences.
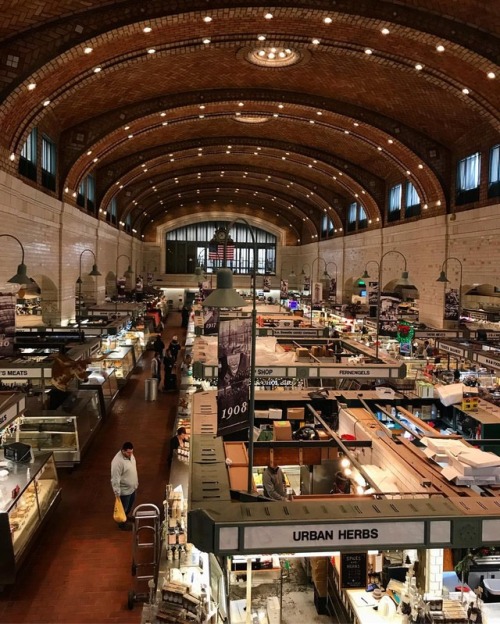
[113,496,126,524]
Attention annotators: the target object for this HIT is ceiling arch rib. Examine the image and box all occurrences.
[125,174,345,238]
[97,144,383,231]
[114,168,344,240]
[1,3,498,145]
[133,188,311,242]
[100,143,383,216]
[64,101,445,211]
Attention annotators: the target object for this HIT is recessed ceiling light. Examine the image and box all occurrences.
[344,130,349,134]
[387,139,393,144]
[43,99,50,106]
[84,46,93,54]
[27,82,36,90]
[93,66,102,73]
[462,88,470,94]
[128,134,134,139]
[264,12,273,19]
[9,153,15,161]
[487,71,496,79]
[143,26,152,33]
[124,125,130,130]
[377,146,382,151]
[418,164,424,169]
[312,38,320,45]
[381,28,390,35]
[436,44,445,52]
[415,63,423,71]
[160,112,166,117]
[93,157,99,162]
[162,121,168,126]
[203,38,211,44]
[364,48,373,55]
[147,48,156,54]
[353,122,359,126]
[257,35,266,41]
[87,150,92,155]
[238,102,244,107]
[203,16,212,23]
[323,17,332,24]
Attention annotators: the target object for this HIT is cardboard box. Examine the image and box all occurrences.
[273,421,292,440]
[461,398,479,412]
[287,407,305,420]
[311,346,322,357]
[268,408,283,420]
[295,347,309,359]
[255,410,269,419]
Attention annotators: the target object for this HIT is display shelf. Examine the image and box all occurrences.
[0,452,61,586]
[101,346,134,384]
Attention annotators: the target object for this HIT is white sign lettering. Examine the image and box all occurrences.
[438,343,466,357]
[475,354,500,371]
[244,521,425,550]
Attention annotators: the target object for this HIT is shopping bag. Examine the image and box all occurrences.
[113,496,127,524]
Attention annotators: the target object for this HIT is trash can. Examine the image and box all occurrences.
[145,378,158,401]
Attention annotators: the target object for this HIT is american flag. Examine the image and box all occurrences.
[208,243,235,260]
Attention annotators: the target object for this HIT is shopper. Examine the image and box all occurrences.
[110,442,139,531]
[162,349,176,391]
[262,462,287,501]
[168,427,189,463]
[181,305,190,328]
[168,335,181,362]
[151,352,162,386]
[153,334,165,355]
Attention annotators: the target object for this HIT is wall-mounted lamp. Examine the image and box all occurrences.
[76,249,101,331]
[436,256,463,329]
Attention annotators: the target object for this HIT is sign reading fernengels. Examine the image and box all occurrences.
[243,521,425,550]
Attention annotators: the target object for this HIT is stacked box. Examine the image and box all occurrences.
[416,380,434,398]
[273,421,292,440]
[287,407,305,420]
[295,347,309,358]
[461,397,479,412]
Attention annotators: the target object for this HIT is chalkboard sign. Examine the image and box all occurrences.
[341,552,367,588]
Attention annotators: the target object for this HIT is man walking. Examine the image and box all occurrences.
[111,441,139,531]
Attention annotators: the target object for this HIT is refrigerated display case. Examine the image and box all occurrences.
[0,452,61,587]
[102,346,135,384]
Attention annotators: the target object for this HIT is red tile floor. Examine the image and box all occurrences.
[0,313,185,623]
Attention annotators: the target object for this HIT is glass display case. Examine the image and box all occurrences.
[2,416,79,465]
[0,452,61,586]
[19,388,103,466]
[102,346,134,384]
[83,366,119,410]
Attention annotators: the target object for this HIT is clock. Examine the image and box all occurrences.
[214,228,227,243]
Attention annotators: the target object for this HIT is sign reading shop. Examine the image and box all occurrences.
[243,521,425,550]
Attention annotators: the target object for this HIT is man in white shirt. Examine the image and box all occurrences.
[111,442,139,531]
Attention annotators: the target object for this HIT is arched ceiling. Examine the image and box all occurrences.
[0,0,498,242]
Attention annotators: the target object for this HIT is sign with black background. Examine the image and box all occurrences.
[341,552,367,588]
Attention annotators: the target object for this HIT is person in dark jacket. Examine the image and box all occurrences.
[168,427,189,463]
[168,336,181,362]
[153,334,165,355]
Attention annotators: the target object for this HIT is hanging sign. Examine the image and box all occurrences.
[303,275,311,293]
[203,308,219,335]
[329,277,337,302]
[341,553,368,588]
[368,281,379,316]
[312,282,322,305]
[379,295,400,334]
[262,276,271,293]
[0,288,17,356]
[280,280,288,300]
[243,521,425,550]
[444,289,460,322]
[217,317,251,436]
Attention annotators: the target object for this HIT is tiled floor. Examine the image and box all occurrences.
[0,313,185,624]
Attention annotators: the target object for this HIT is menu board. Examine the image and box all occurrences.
[341,552,367,588]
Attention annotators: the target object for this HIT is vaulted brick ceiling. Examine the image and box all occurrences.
[0,0,498,243]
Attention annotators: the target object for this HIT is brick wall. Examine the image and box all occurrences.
[0,170,140,325]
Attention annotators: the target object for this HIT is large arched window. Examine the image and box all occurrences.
[165,221,277,275]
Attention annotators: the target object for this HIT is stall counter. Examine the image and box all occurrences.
[346,589,403,624]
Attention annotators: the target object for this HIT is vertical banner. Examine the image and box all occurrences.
[262,276,271,292]
[444,289,459,321]
[329,277,337,302]
[135,276,143,292]
[280,279,289,300]
[379,295,400,334]
[217,317,251,436]
[368,280,379,317]
[303,275,311,293]
[147,272,153,287]
[203,307,219,335]
[0,287,16,356]
[312,282,322,305]
[116,277,126,299]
